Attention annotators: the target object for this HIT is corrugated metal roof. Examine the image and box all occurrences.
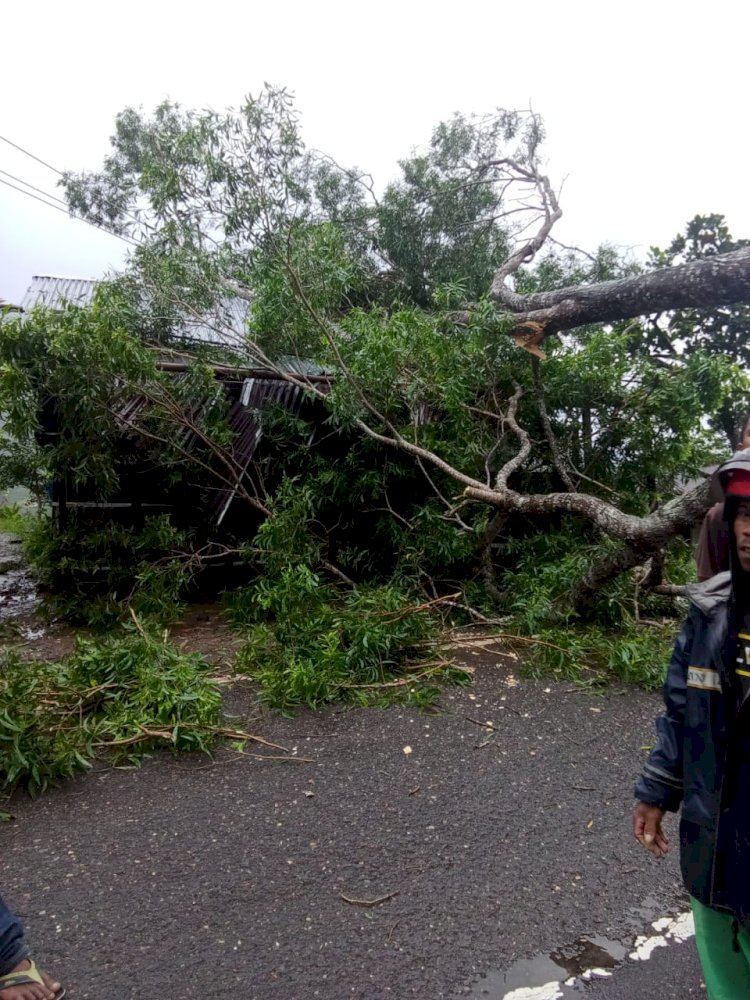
[215,377,309,524]
[0,303,24,326]
[21,276,97,311]
[277,355,333,377]
[19,276,250,347]
[115,373,314,525]
[178,296,250,346]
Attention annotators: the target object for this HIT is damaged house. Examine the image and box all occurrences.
[19,276,333,541]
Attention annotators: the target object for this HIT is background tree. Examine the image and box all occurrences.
[645,214,750,445]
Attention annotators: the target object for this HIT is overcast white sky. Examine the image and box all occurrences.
[1,0,748,304]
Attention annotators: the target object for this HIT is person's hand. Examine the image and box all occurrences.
[633,801,669,858]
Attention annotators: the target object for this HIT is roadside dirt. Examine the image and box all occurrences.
[0,525,242,665]
[5,600,243,665]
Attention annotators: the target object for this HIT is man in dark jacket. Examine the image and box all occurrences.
[634,448,750,999]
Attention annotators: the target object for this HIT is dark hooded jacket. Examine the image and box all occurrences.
[635,488,750,921]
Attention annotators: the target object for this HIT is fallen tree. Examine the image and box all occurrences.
[48,89,750,619]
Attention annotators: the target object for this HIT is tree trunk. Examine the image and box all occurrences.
[484,247,750,338]
[717,404,738,450]
[571,541,653,618]
[581,407,593,467]
[464,477,711,547]
[479,512,507,605]
[464,475,711,616]
[639,549,665,591]
[571,543,669,619]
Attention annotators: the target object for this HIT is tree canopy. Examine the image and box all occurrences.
[3,87,748,686]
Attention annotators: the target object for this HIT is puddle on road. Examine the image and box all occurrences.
[0,534,44,627]
[466,934,624,999]
[0,567,42,623]
[465,907,693,999]
[551,935,627,977]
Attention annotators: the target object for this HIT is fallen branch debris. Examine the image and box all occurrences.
[340,891,400,907]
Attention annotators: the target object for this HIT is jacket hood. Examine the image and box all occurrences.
[715,447,750,498]
[686,571,731,616]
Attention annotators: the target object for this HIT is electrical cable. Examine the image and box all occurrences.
[0,132,145,238]
[0,167,69,207]
[0,133,63,176]
[0,175,140,247]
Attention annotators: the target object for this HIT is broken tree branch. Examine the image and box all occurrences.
[471,247,750,341]
[494,383,531,490]
[489,164,563,308]
[465,476,711,548]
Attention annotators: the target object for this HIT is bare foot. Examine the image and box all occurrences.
[0,960,61,1000]
[39,967,62,1000]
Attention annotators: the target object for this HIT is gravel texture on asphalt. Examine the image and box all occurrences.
[1,645,688,999]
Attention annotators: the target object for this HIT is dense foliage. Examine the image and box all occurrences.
[0,621,220,793]
[0,88,747,732]
[647,214,750,444]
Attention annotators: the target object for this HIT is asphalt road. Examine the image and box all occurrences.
[1,643,702,999]
[579,939,705,999]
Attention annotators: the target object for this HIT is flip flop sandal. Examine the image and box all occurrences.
[0,960,65,999]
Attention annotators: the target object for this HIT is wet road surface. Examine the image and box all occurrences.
[1,642,702,999]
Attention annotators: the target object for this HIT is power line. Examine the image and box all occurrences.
[0,167,69,208]
[0,175,140,248]
[0,134,63,176]
[0,175,77,217]
[0,128,143,247]
[0,131,146,235]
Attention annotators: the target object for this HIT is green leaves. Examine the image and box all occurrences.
[224,477,445,711]
[5,87,740,684]
[61,87,307,313]
[374,110,544,307]
[23,512,193,628]
[0,624,221,794]
[249,221,369,360]
[232,578,442,713]
[647,214,750,443]
[0,652,93,794]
